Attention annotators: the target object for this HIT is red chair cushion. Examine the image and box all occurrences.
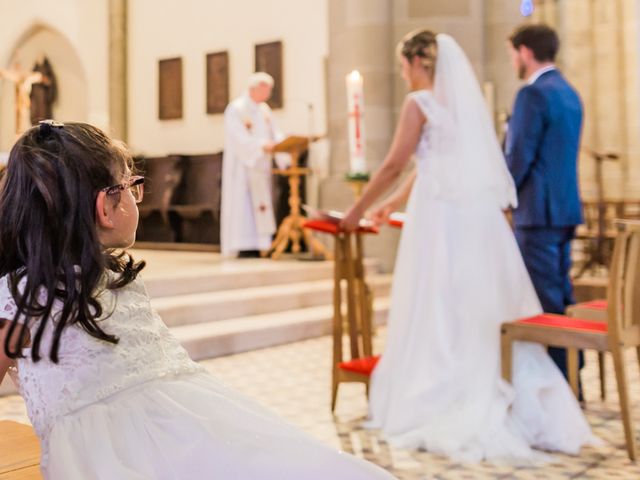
[575,300,607,310]
[338,355,381,375]
[303,219,378,236]
[517,313,608,333]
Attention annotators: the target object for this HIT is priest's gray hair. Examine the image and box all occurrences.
[248,72,274,88]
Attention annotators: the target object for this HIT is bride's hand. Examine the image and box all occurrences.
[369,200,398,227]
[340,205,363,232]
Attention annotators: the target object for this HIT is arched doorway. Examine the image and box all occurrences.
[0,24,88,151]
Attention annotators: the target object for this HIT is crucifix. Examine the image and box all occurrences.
[0,60,51,137]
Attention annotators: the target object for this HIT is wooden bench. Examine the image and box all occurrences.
[136,155,183,243]
[0,421,41,479]
[169,153,223,245]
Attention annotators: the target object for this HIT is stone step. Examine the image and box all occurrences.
[142,258,381,298]
[173,297,391,361]
[153,274,393,327]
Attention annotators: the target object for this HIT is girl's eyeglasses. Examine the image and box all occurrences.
[100,176,145,203]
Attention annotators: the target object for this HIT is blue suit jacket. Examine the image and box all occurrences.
[506,70,584,228]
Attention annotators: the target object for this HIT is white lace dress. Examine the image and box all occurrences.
[2,274,394,479]
[365,90,600,464]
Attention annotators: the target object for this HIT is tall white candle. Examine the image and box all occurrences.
[346,70,367,174]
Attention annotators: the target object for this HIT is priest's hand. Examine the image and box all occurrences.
[262,141,276,154]
[340,205,363,232]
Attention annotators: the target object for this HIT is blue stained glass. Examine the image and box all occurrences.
[521,0,535,16]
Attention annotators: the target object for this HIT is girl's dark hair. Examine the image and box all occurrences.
[509,24,559,62]
[399,29,438,74]
[0,121,145,363]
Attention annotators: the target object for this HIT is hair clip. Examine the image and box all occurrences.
[37,119,64,140]
[38,119,64,128]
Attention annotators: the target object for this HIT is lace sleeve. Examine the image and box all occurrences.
[0,276,20,388]
[0,276,17,321]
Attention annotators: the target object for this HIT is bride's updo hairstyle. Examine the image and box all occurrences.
[399,29,438,76]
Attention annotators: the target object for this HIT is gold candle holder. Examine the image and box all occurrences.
[345,172,370,200]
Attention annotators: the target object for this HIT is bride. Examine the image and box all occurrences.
[340,30,599,463]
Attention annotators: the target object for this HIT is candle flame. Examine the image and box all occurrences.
[348,70,362,82]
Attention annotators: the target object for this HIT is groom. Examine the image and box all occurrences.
[505,24,584,382]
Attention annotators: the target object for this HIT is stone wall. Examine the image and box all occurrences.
[126,0,329,156]
[528,0,640,200]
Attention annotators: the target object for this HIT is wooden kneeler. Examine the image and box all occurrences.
[303,219,380,411]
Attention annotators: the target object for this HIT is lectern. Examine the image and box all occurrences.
[269,136,330,259]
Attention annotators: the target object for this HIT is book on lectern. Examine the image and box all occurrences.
[388,212,406,227]
[302,204,374,228]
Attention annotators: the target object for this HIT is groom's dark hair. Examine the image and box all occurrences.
[509,24,559,62]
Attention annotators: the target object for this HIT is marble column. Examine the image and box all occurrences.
[558,0,599,198]
[560,0,637,199]
[109,0,128,141]
[484,0,529,125]
[323,0,397,271]
[620,0,640,197]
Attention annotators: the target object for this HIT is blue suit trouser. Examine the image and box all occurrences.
[514,226,584,380]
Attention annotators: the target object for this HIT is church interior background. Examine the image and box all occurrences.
[2,0,640,478]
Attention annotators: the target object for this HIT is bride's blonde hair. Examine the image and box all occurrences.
[398,29,438,75]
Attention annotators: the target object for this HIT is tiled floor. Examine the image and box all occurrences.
[2,331,640,478]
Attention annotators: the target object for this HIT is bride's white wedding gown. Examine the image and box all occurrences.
[366,86,599,464]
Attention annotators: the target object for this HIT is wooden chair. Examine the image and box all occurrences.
[0,420,41,479]
[169,153,223,244]
[302,219,380,411]
[501,219,640,460]
[136,155,183,242]
[566,300,608,400]
[569,200,640,398]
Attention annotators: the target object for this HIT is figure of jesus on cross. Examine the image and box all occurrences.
[0,59,51,137]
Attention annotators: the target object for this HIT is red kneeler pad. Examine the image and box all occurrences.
[516,313,608,333]
[338,355,381,375]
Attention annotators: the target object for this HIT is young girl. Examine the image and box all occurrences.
[0,121,394,479]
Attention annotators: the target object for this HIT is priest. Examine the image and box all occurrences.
[221,72,285,258]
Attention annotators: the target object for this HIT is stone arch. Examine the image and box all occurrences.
[0,22,88,150]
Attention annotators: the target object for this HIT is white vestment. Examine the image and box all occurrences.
[221,94,284,257]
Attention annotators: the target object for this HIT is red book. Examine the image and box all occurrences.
[388,212,406,228]
[302,204,374,229]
